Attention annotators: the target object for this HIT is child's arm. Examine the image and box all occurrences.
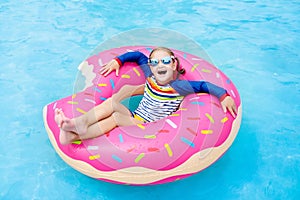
[171,80,237,118]
[100,51,149,77]
[171,80,227,98]
[115,51,148,66]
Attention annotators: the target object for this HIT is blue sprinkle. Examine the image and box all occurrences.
[183,53,187,59]
[226,79,231,84]
[181,137,195,148]
[146,47,153,52]
[119,134,124,143]
[191,101,205,106]
[112,154,122,163]
[94,87,102,93]
[100,97,107,101]
[110,79,115,89]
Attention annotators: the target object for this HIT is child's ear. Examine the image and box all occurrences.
[172,59,178,70]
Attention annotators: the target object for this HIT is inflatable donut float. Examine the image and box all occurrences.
[43,46,242,185]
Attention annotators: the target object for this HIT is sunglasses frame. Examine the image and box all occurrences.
[148,56,175,67]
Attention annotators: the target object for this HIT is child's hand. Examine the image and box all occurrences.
[220,96,237,118]
[100,59,120,76]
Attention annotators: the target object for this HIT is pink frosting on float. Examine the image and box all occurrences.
[44,46,241,184]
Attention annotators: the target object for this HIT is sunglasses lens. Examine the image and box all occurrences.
[162,57,172,64]
[149,59,159,66]
[149,57,173,66]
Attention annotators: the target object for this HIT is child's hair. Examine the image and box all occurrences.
[149,47,186,77]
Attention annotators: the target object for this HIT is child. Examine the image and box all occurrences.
[55,47,237,144]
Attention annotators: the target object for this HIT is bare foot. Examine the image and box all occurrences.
[54,108,72,129]
[54,108,88,135]
[61,114,88,136]
[54,108,64,128]
[59,129,80,145]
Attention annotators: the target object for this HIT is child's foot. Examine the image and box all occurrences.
[54,108,64,128]
[59,129,80,145]
[61,115,88,136]
[54,108,88,135]
[54,108,71,129]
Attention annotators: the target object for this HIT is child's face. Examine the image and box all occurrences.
[149,50,177,85]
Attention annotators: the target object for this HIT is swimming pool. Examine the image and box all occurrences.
[1,0,299,199]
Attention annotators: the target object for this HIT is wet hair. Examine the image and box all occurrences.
[149,47,186,77]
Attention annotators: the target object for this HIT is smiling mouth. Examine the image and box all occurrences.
[158,70,167,75]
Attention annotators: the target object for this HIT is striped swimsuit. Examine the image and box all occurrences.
[132,76,184,122]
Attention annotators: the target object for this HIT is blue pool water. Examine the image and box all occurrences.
[1,0,299,199]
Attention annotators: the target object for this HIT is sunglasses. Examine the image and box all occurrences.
[148,56,175,67]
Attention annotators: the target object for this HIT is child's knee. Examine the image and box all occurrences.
[112,112,122,126]
[111,112,134,126]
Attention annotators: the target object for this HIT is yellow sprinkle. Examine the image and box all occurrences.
[191,63,199,72]
[72,94,76,99]
[137,124,145,129]
[121,74,130,79]
[201,130,213,134]
[221,117,228,123]
[201,68,212,73]
[76,108,86,114]
[72,140,82,144]
[165,143,173,157]
[178,108,187,111]
[98,83,107,87]
[170,113,180,117]
[205,113,214,123]
[144,135,156,139]
[133,67,140,76]
[89,154,100,160]
[134,153,145,163]
[67,101,78,105]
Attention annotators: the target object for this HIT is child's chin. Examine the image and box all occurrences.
[156,77,171,85]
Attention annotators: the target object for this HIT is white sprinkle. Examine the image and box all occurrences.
[189,97,200,101]
[166,119,177,129]
[216,72,220,78]
[98,58,103,66]
[231,89,236,98]
[53,102,57,110]
[88,146,99,150]
[191,57,203,61]
[84,98,96,104]
[126,49,134,52]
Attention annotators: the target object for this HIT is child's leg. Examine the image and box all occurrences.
[76,84,142,128]
[56,97,115,135]
[56,84,143,135]
[60,111,142,144]
[79,112,143,140]
[59,93,137,135]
